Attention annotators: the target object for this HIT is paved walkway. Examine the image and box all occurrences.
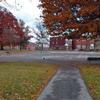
[37,66,92,100]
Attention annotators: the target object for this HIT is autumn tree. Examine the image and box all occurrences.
[40,0,100,39]
[18,20,32,50]
[0,6,24,50]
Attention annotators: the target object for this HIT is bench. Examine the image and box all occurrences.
[87,57,100,61]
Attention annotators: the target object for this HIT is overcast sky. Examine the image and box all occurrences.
[0,0,42,28]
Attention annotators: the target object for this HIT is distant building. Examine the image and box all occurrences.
[25,43,36,50]
[50,36,66,50]
[73,39,95,51]
[95,37,100,51]
[50,36,95,51]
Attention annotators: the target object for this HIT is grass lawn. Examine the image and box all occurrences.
[0,62,57,100]
[0,50,34,56]
[78,64,100,100]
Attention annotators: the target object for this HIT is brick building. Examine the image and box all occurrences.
[73,39,95,51]
[50,36,66,50]
[50,36,95,51]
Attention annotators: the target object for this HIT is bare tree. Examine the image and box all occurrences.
[32,21,49,50]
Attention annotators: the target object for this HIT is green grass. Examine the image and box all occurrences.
[79,64,100,100]
[0,62,57,100]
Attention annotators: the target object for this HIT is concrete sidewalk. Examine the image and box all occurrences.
[37,66,92,100]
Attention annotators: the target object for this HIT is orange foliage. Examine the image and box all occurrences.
[40,0,99,38]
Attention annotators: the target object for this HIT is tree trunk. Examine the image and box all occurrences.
[41,43,43,51]
[20,45,22,51]
[0,45,4,50]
